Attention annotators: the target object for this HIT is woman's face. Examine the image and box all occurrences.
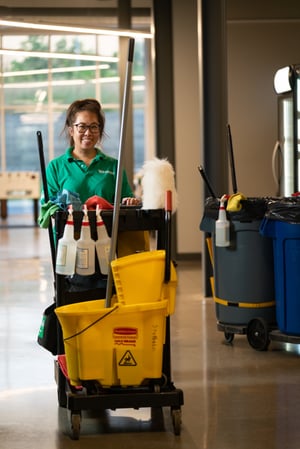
[69,110,100,151]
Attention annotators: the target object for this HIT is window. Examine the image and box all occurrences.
[0,32,153,179]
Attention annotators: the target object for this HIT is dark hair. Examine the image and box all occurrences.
[63,98,105,146]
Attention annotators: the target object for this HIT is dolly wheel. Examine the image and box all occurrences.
[247,318,270,351]
[71,412,81,440]
[171,407,182,435]
[153,384,161,393]
[224,332,234,344]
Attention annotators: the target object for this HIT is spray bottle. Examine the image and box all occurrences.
[215,195,230,247]
[95,205,111,275]
[55,205,77,275]
[75,205,95,275]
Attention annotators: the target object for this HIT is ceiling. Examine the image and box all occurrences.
[0,1,152,31]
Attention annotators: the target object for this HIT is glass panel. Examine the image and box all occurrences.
[52,110,68,160]
[50,34,96,55]
[5,111,48,171]
[0,32,150,177]
[133,108,145,171]
[2,47,48,107]
[97,35,118,57]
[4,78,48,106]
[101,109,120,159]
[52,77,97,104]
[132,39,146,173]
[98,78,119,104]
[3,35,26,50]
[3,34,49,51]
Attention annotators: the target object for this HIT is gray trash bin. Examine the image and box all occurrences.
[200,197,276,326]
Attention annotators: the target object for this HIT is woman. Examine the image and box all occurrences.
[43,98,144,289]
[45,98,139,206]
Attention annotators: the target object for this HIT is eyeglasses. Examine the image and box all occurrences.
[73,123,100,134]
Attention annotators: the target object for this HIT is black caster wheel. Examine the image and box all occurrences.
[71,412,81,440]
[224,331,234,344]
[153,384,161,393]
[171,407,182,435]
[247,318,270,351]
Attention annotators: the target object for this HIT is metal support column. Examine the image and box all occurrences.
[153,0,177,256]
[200,0,229,295]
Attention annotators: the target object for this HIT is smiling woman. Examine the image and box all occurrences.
[44,98,138,205]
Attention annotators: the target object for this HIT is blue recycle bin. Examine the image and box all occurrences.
[260,199,300,336]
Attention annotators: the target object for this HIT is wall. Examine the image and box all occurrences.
[227,2,300,197]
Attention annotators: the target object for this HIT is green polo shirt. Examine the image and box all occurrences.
[45,147,133,204]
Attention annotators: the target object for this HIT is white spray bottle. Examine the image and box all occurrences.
[95,205,111,275]
[55,205,77,275]
[215,195,230,247]
[75,205,95,275]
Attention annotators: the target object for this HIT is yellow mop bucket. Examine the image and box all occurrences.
[55,299,168,387]
[111,249,177,315]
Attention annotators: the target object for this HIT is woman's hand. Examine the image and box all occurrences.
[121,197,141,206]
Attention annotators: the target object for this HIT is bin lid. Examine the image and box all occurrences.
[200,196,272,226]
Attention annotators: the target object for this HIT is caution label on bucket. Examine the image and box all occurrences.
[113,327,138,346]
[119,350,137,366]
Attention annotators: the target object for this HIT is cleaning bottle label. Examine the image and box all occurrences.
[56,244,67,266]
[76,247,90,269]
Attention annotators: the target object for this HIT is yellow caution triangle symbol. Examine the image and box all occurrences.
[118,350,137,366]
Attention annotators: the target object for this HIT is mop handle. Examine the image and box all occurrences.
[37,130,56,275]
[105,38,135,308]
[164,190,172,283]
[37,131,49,203]
[227,124,238,194]
[198,165,217,198]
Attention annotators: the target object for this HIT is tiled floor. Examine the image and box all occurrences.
[1,209,300,448]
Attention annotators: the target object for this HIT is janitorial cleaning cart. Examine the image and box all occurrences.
[37,37,183,440]
[53,205,183,440]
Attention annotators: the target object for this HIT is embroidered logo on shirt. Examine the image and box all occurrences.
[98,169,114,175]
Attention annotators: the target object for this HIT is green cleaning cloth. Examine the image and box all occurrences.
[38,202,60,228]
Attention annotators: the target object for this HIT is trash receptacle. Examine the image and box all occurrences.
[260,197,300,336]
[200,197,276,326]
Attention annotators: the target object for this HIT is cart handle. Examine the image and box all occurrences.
[164,190,172,283]
[105,38,135,308]
[37,130,56,275]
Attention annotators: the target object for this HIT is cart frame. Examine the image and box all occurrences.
[54,207,184,439]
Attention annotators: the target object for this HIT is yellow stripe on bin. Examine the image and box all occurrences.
[214,296,275,309]
[206,237,214,267]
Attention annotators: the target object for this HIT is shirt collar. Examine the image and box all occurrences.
[66,147,106,163]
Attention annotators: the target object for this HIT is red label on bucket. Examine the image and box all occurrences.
[113,327,138,336]
[113,327,138,346]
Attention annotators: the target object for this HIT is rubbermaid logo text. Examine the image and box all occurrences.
[113,327,138,346]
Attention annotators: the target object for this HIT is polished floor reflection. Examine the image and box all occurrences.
[1,210,300,448]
